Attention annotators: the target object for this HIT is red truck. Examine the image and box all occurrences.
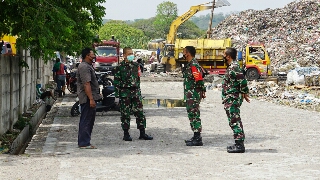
[93,39,120,73]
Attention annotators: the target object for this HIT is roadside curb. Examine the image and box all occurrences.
[9,103,48,155]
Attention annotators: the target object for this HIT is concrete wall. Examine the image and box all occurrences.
[0,52,53,135]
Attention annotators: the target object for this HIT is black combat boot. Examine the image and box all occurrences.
[123,129,132,141]
[227,140,245,153]
[139,128,153,140]
[185,132,203,146]
[185,132,198,143]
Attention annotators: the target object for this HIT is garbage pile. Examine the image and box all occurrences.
[248,81,320,112]
[212,0,320,74]
[286,67,320,86]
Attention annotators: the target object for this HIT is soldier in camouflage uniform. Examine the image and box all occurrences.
[222,47,250,153]
[114,47,153,141]
[182,46,206,146]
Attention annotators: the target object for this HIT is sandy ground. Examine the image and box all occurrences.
[1,81,320,180]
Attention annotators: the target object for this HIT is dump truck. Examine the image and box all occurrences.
[147,39,166,52]
[157,1,271,80]
[162,38,271,80]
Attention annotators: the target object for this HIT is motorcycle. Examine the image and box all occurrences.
[66,70,113,94]
[70,73,118,117]
[70,86,119,116]
[96,71,114,87]
[66,70,77,94]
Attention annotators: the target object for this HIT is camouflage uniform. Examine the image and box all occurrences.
[222,60,249,141]
[183,58,206,133]
[114,61,146,130]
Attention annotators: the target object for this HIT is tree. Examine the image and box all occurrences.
[190,13,228,30]
[99,21,149,49]
[153,1,178,38]
[0,0,106,64]
[178,21,206,39]
[131,18,158,40]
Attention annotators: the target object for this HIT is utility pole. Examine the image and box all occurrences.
[206,0,231,39]
[207,0,216,39]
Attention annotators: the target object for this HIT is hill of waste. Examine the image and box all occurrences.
[212,0,320,73]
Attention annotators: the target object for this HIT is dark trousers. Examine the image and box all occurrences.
[78,99,96,146]
[56,74,66,90]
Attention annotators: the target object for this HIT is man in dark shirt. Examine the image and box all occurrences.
[77,48,101,149]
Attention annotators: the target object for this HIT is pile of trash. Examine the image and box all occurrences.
[248,81,320,112]
[212,0,320,74]
[142,63,215,82]
[286,67,320,86]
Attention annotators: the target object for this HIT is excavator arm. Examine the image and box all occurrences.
[166,4,212,44]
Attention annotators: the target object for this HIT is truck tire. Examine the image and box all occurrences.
[246,68,259,80]
[157,64,164,73]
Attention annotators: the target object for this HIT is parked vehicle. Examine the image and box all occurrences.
[70,70,116,116]
[93,38,120,73]
[66,71,77,94]
[96,71,114,87]
[70,85,119,116]
[0,35,17,55]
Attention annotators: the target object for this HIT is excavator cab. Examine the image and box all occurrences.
[164,44,175,57]
[161,44,176,72]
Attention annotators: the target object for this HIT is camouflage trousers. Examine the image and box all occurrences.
[186,98,202,133]
[224,98,245,141]
[120,96,146,130]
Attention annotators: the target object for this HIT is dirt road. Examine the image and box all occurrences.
[1,82,320,180]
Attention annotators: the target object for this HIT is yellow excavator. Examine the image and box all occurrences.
[166,2,219,44]
[155,0,271,80]
[159,1,231,71]
[147,1,220,53]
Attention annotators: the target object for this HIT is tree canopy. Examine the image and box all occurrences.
[190,13,229,30]
[0,0,106,62]
[153,1,178,38]
[99,21,149,49]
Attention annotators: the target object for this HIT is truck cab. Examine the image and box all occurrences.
[0,35,17,55]
[93,40,120,73]
[1,41,12,55]
[244,43,271,80]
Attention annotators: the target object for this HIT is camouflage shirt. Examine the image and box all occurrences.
[183,58,206,100]
[222,60,249,103]
[114,61,142,97]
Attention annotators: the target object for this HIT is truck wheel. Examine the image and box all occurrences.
[71,101,81,116]
[246,68,259,80]
[157,64,164,73]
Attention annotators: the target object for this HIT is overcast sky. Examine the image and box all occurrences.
[103,0,296,20]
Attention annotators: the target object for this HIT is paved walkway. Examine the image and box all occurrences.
[1,82,320,179]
